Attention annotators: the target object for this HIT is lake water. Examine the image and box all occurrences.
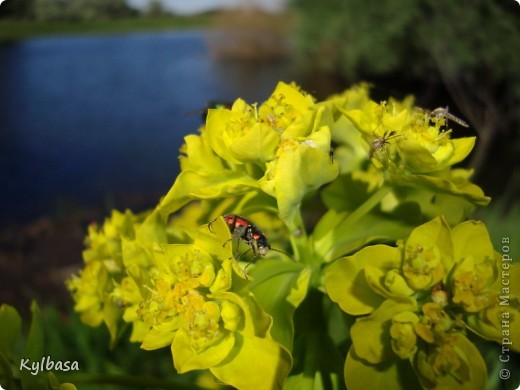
[0,30,292,226]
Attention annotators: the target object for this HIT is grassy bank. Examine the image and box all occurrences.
[0,15,211,43]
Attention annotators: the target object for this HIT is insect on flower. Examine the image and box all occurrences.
[431,106,469,128]
[369,130,403,159]
[209,214,286,276]
[415,106,469,128]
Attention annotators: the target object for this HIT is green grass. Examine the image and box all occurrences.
[0,15,211,43]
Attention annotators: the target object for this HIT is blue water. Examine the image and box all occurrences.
[0,30,292,225]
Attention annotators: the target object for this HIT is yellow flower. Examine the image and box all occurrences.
[415,342,462,386]
[402,244,444,291]
[415,303,461,344]
[390,311,420,359]
[258,117,338,229]
[82,209,138,267]
[133,218,291,390]
[324,216,500,389]
[334,89,489,208]
[449,220,499,312]
[451,257,497,312]
[349,299,418,364]
[397,106,475,173]
[466,299,520,353]
[159,82,338,231]
[111,275,148,342]
[401,216,453,291]
[412,303,486,389]
[340,97,475,173]
[67,209,154,344]
[67,261,109,327]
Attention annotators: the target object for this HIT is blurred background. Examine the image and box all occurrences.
[0,0,518,335]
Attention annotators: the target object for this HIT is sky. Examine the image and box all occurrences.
[126,0,286,14]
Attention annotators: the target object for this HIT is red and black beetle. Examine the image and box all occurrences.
[210,214,270,255]
[209,214,274,275]
[222,214,271,256]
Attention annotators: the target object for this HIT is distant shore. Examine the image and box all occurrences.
[0,15,211,43]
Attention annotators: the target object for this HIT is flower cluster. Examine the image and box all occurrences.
[135,218,291,389]
[331,86,489,222]
[67,209,153,345]
[68,82,517,389]
[325,217,519,389]
[69,208,293,389]
[159,82,338,231]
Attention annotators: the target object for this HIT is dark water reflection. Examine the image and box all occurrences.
[0,30,293,225]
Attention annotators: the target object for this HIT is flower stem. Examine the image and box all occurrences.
[289,211,311,264]
[342,184,392,227]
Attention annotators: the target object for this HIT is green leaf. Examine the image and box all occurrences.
[391,186,477,226]
[313,209,414,262]
[285,330,344,390]
[0,351,15,389]
[321,172,376,213]
[345,347,420,390]
[0,304,22,356]
[248,259,309,350]
[388,168,490,207]
[23,302,44,361]
[20,302,45,390]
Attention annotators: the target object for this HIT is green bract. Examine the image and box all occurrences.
[67,82,513,389]
[325,217,513,388]
[159,81,338,231]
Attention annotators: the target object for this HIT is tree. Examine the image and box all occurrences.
[291,0,520,203]
[144,0,169,17]
[32,0,137,21]
[0,0,34,19]
[33,0,67,21]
